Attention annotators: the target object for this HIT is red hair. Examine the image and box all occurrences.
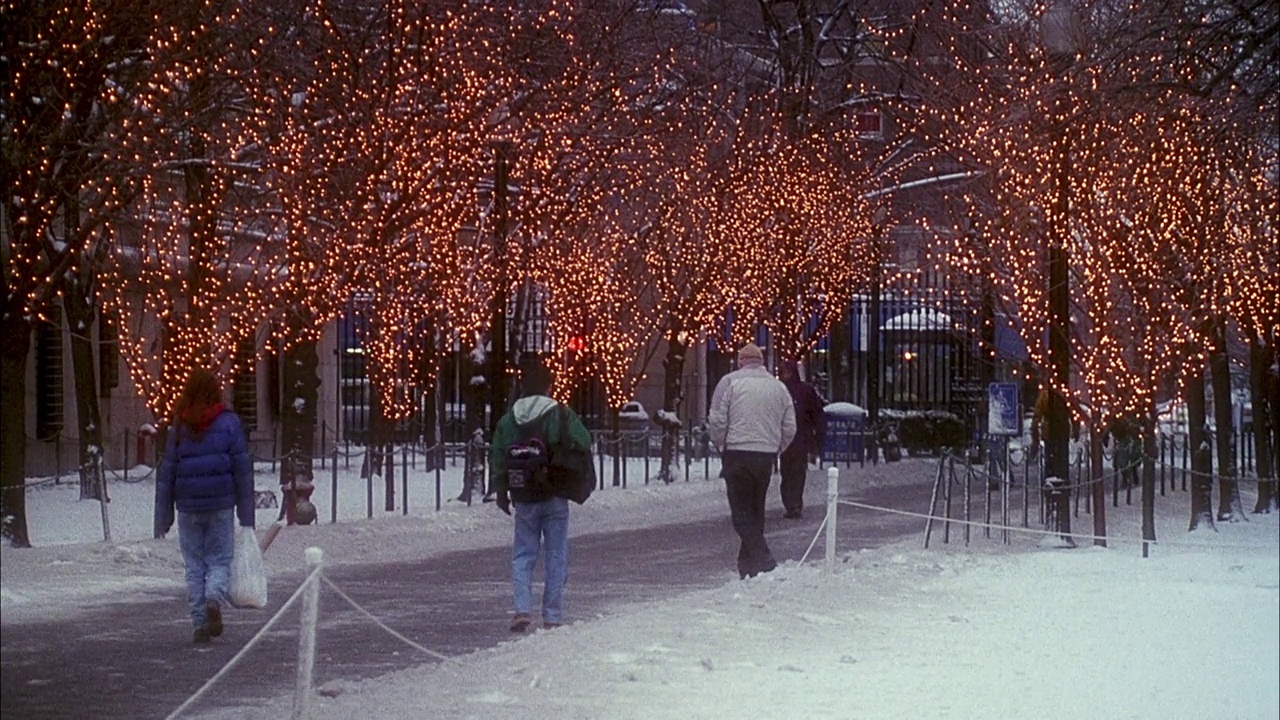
[173,368,224,434]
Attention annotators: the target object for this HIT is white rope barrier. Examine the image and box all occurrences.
[838,498,1280,551]
[320,576,469,666]
[165,564,322,720]
[797,513,829,566]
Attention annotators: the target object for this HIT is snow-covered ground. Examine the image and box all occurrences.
[3,454,1277,720]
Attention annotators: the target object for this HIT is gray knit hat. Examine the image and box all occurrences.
[738,342,764,363]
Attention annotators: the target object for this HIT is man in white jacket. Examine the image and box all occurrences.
[707,342,797,578]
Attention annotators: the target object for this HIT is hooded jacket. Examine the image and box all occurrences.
[154,408,255,536]
[707,358,796,455]
[489,395,593,503]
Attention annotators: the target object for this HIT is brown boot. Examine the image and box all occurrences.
[509,613,532,632]
[205,600,223,638]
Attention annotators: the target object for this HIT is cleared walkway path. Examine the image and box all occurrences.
[1,475,934,719]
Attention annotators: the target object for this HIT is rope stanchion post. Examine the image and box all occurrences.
[923,457,945,548]
[684,429,691,483]
[164,563,322,720]
[963,459,972,546]
[96,455,111,543]
[703,433,710,481]
[943,456,955,544]
[825,467,838,574]
[1158,434,1166,495]
[622,435,630,488]
[386,446,396,512]
[982,460,993,540]
[1180,435,1189,491]
[1113,452,1120,507]
[1000,448,1010,544]
[293,547,324,720]
[435,443,443,512]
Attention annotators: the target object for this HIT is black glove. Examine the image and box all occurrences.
[496,492,511,516]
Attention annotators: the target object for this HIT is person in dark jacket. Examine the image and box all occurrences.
[777,360,827,519]
[1110,415,1142,489]
[489,356,593,632]
[154,368,256,643]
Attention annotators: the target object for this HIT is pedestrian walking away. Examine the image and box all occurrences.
[154,368,256,644]
[1110,415,1142,488]
[706,342,796,579]
[777,359,826,519]
[490,356,595,632]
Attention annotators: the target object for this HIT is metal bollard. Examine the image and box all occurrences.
[825,466,839,574]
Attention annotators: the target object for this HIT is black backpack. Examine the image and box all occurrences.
[506,434,550,494]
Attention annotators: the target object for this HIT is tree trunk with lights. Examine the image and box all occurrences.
[63,270,105,504]
[611,411,622,487]
[460,341,488,503]
[829,306,850,403]
[655,334,687,484]
[1,0,161,547]
[278,315,319,526]
[181,125,216,341]
[1141,411,1158,553]
[1088,422,1106,547]
[1042,385,1075,546]
[1208,318,1243,521]
[360,389,395,512]
[1044,135,1074,546]
[488,144,512,441]
[418,332,440,473]
[57,187,106,504]
[1186,363,1216,532]
[0,313,33,548]
[1248,329,1277,513]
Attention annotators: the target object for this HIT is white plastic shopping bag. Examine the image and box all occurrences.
[229,526,268,608]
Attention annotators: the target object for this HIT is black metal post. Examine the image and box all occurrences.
[867,216,884,463]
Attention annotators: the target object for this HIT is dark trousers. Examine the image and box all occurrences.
[779,450,808,514]
[722,450,777,579]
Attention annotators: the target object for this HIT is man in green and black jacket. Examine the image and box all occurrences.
[489,356,593,632]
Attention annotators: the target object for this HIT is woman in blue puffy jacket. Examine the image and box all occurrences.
[154,368,256,643]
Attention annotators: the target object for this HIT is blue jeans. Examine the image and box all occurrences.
[511,496,570,624]
[178,507,235,628]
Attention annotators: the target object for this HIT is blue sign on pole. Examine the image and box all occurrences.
[987,382,1020,436]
